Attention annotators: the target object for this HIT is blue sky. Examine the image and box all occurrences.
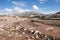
[0,0,60,14]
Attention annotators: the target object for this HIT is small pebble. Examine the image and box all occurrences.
[16,27,19,30]
[22,32,25,34]
[17,25,21,27]
[0,28,4,31]
[19,35,22,37]
[28,39,33,40]
[24,28,27,31]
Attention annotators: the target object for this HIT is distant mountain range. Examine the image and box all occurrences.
[45,12,60,20]
[0,11,60,20]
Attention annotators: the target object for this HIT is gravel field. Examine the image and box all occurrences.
[0,16,60,40]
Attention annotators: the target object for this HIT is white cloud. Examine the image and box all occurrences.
[12,1,17,5]
[12,1,26,7]
[0,7,31,15]
[13,7,30,13]
[32,5,39,10]
[39,0,47,4]
[4,8,13,12]
[0,8,13,15]
[13,7,22,13]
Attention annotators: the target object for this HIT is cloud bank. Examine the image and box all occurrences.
[32,5,39,10]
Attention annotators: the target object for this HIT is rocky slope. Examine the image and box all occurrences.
[0,16,60,40]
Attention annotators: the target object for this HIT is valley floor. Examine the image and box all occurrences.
[0,16,60,40]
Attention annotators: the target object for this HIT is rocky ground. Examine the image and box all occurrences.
[0,16,60,40]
